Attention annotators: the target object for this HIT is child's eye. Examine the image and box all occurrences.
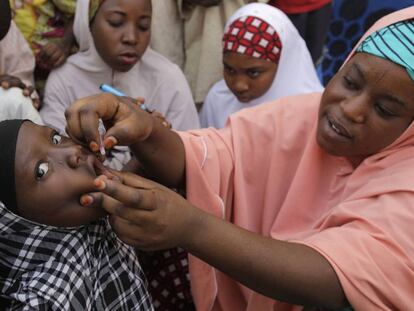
[138,21,151,32]
[224,66,235,75]
[35,162,49,180]
[108,20,123,27]
[52,133,62,145]
[247,70,260,79]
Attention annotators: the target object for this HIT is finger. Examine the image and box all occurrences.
[1,80,10,89]
[107,170,160,190]
[49,49,64,66]
[32,98,40,110]
[94,176,156,211]
[22,88,31,97]
[80,191,124,215]
[65,93,120,150]
[53,54,66,68]
[110,216,157,248]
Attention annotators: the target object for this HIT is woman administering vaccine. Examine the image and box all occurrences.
[66,7,414,310]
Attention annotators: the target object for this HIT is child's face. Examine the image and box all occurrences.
[14,122,107,227]
[90,0,151,72]
[223,52,278,103]
[317,53,414,165]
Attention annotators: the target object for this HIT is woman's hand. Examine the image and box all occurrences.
[0,74,40,109]
[81,170,201,250]
[65,93,154,153]
[66,93,186,188]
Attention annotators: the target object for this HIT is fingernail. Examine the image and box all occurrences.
[94,178,106,190]
[104,136,117,149]
[90,141,99,152]
[80,195,93,206]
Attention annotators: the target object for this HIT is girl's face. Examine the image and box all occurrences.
[317,52,414,166]
[14,122,107,227]
[90,0,151,72]
[223,52,278,103]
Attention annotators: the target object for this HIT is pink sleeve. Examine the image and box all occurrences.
[178,127,235,220]
[300,192,414,310]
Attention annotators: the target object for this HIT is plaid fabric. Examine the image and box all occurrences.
[0,203,153,310]
[139,247,194,311]
[223,15,283,63]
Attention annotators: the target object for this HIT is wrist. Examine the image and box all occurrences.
[179,205,210,251]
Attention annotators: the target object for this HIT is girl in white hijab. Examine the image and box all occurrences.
[199,3,323,128]
[41,0,200,136]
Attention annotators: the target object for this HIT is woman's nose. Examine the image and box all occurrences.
[340,95,368,123]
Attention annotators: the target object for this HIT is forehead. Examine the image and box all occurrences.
[15,122,49,174]
[99,0,151,13]
[223,52,276,69]
[341,53,414,104]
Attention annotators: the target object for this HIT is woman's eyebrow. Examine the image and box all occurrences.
[382,94,407,108]
[351,63,364,79]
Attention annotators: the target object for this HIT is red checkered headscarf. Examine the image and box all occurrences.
[223,15,282,63]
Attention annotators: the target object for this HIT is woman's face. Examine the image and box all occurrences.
[317,52,414,166]
[90,0,151,72]
[223,52,278,103]
[14,122,107,227]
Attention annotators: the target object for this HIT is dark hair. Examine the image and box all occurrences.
[0,119,26,213]
[0,0,11,41]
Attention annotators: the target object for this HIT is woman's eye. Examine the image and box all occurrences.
[36,162,49,180]
[52,133,62,145]
[343,76,358,90]
[375,104,396,118]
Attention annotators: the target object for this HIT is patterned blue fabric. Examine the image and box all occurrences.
[317,0,414,85]
[357,20,414,80]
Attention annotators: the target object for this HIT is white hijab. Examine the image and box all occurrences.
[199,3,323,128]
[57,0,199,131]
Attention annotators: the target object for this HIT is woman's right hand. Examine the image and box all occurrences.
[65,93,153,153]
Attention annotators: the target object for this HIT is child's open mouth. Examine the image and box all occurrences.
[92,157,107,177]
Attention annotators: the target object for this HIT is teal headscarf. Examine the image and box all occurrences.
[357,19,414,81]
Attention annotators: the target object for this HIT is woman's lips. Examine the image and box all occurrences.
[327,114,353,139]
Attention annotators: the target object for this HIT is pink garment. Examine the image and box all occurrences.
[179,7,414,311]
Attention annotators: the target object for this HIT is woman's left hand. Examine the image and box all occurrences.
[81,170,200,250]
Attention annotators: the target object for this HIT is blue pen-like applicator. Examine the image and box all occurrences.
[99,84,148,111]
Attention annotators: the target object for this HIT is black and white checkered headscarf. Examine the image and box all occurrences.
[0,203,154,310]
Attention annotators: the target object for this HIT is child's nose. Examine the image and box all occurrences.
[122,24,138,45]
[65,144,86,169]
[233,77,249,92]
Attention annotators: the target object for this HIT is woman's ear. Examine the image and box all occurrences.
[0,0,11,41]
